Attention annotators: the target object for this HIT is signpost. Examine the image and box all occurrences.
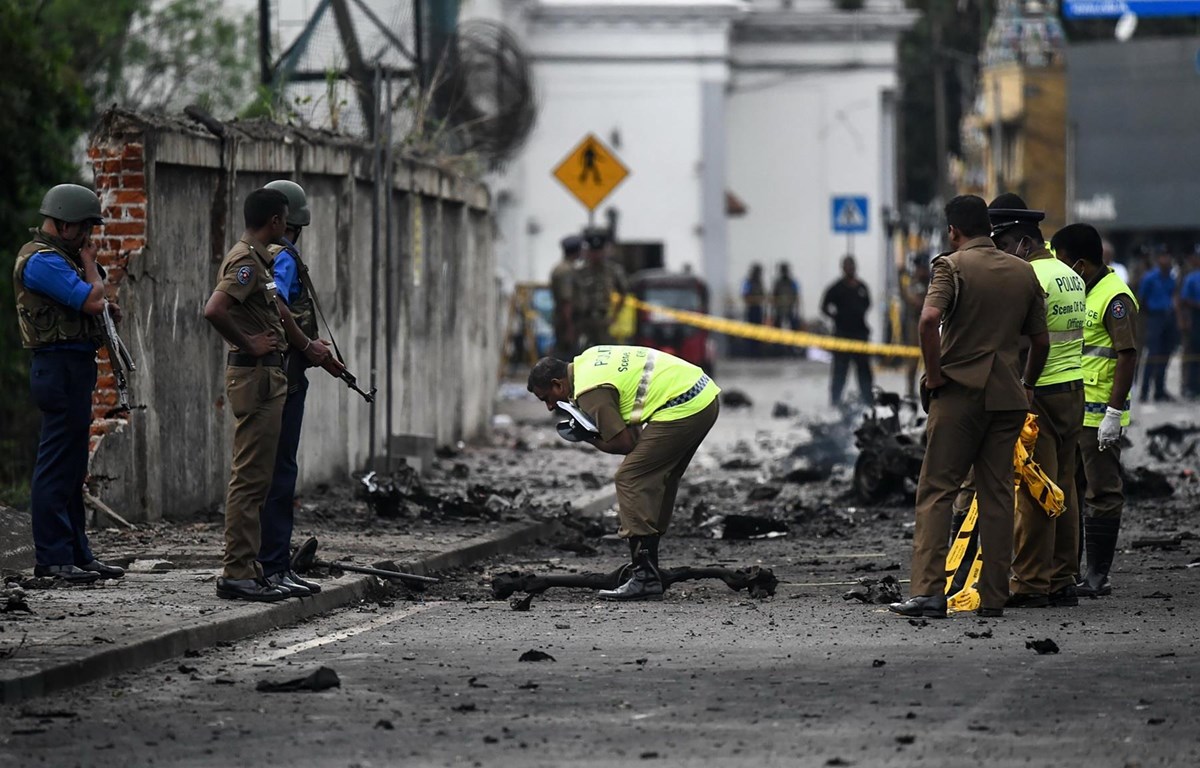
[831,195,869,255]
[552,133,630,225]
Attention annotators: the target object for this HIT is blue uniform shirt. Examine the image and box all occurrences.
[273,246,302,306]
[22,251,96,352]
[1139,269,1177,313]
[1181,270,1200,308]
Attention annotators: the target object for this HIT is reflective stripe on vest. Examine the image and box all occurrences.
[1030,255,1085,386]
[1082,270,1138,428]
[573,345,719,425]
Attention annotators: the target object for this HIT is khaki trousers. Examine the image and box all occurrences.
[615,398,719,539]
[222,364,287,579]
[1011,388,1083,595]
[911,382,1025,610]
[1078,427,1124,519]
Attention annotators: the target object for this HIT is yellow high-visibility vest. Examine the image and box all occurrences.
[574,345,718,425]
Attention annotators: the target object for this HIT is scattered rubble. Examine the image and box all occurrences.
[491,564,779,600]
[841,576,902,605]
[701,514,789,540]
[721,390,754,409]
[256,666,341,693]
[1123,467,1174,500]
[771,402,798,419]
[1025,639,1060,655]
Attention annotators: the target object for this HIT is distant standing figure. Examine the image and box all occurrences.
[572,230,628,348]
[551,235,582,357]
[821,255,874,405]
[900,255,930,397]
[1137,247,1178,402]
[742,263,766,357]
[772,263,801,330]
[1179,249,1200,398]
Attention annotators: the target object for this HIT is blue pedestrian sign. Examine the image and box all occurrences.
[832,196,869,234]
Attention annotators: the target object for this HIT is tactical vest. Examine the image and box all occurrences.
[1082,270,1137,428]
[271,243,318,339]
[1029,253,1085,386]
[573,345,719,425]
[13,237,103,349]
[574,262,618,315]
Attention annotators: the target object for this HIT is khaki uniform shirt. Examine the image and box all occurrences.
[215,237,287,354]
[551,259,576,322]
[924,236,1047,411]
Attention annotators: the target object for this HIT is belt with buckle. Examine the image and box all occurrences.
[227,351,284,367]
[1033,380,1083,396]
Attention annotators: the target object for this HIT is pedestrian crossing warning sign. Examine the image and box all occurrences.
[832,195,869,234]
[553,134,630,211]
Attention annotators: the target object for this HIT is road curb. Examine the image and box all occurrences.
[0,496,614,706]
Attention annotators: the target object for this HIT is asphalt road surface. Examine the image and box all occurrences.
[3,360,1199,767]
[3,542,1197,768]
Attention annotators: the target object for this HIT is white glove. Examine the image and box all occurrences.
[1097,407,1122,451]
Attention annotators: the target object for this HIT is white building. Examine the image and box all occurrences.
[241,0,915,333]
[476,0,915,334]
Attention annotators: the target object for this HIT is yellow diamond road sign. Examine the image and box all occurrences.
[552,133,630,211]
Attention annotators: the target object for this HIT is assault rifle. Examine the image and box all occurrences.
[101,300,136,417]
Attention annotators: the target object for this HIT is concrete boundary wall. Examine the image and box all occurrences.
[86,109,497,523]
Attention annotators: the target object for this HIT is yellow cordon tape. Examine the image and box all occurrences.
[944,414,1065,613]
[621,295,922,358]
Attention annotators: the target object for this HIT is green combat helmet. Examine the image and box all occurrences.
[264,179,311,228]
[39,184,103,225]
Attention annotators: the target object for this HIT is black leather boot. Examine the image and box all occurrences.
[598,536,664,601]
[1077,517,1119,597]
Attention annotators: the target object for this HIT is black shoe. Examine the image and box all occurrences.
[216,577,288,602]
[976,607,1004,618]
[598,536,664,601]
[887,594,947,619]
[285,570,322,594]
[265,571,311,598]
[1076,575,1112,597]
[1049,585,1078,607]
[1005,593,1050,609]
[79,559,125,579]
[33,564,100,584]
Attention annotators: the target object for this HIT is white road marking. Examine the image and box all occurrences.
[254,602,444,662]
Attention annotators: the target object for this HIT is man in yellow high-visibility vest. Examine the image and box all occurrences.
[988,194,1086,609]
[527,346,720,601]
[1052,223,1140,598]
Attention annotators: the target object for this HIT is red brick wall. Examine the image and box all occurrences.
[87,137,146,455]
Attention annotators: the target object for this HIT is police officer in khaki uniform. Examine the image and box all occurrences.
[1051,224,1140,598]
[572,231,627,348]
[527,346,720,601]
[988,194,1087,609]
[890,195,1049,619]
[203,188,310,602]
[13,184,126,584]
[550,235,581,357]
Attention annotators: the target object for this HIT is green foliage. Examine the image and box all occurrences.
[0,0,113,489]
[107,0,258,117]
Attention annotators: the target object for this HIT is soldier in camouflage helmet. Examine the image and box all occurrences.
[257,179,343,597]
[12,184,125,583]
